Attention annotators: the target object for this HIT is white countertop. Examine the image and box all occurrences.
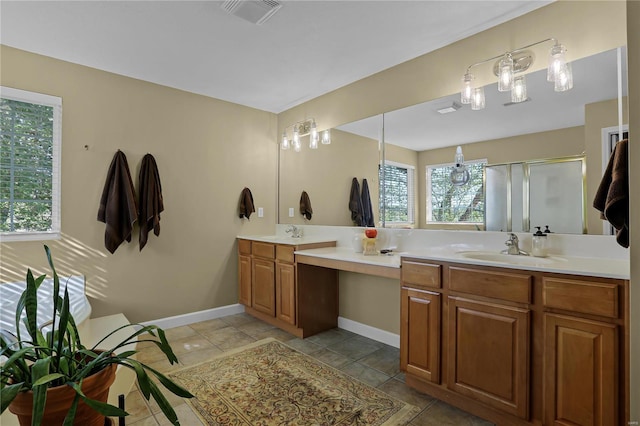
[294,247,402,268]
[293,246,629,280]
[237,235,337,246]
[239,234,629,280]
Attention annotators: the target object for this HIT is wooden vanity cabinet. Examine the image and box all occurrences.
[542,276,623,426]
[238,240,252,306]
[400,258,629,426]
[237,238,336,338]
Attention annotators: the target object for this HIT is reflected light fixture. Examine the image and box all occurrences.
[460,38,573,110]
[450,146,470,186]
[281,118,331,151]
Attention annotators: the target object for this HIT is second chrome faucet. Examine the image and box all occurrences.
[501,233,529,256]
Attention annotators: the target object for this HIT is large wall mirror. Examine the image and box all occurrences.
[278,44,628,235]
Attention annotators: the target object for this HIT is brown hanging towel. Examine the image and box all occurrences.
[594,139,629,248]
[97,150,138,254]
[239,187,255,219]
[300,190,313,220]
[138,153,164,251]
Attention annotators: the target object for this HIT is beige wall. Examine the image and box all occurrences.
[279,129,379,226]
[626,0,638,420]
[0,46,277,323]
[417,126,585,229]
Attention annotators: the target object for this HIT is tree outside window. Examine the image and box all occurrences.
[0,88,61,240]
[379,162,415,225]
[426,161,485,224]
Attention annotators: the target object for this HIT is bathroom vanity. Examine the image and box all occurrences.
[238,226,630,425]
[237,236,338,337]
[400,257,629,426]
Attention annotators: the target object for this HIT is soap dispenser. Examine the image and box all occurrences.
[531,226,548,257]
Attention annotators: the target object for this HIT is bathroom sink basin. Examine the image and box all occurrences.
[458,251,565,266]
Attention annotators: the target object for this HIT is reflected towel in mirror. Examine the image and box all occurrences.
[349,177,364,226]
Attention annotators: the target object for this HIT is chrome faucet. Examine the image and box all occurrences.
[501,233,529,255]
[285,224,302,238]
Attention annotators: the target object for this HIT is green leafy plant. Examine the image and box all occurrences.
[0,245,194,425]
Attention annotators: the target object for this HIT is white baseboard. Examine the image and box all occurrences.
[338,316,400,348]
[141,304,245,329]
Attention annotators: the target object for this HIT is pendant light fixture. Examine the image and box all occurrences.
[459,38,573,110]
[281,118,331,152]
[450,146,470,186]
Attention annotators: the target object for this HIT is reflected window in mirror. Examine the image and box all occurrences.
[426,160,486,224]
[379,161,415,227]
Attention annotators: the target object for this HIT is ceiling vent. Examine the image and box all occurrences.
[221,0,283,25]
[503,98,532,107]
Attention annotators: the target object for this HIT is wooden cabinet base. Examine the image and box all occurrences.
[405,374,535,426]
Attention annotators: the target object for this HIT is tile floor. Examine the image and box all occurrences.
[116,313,494,426]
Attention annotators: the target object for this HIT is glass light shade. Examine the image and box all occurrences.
[451,146,470,186]
[321,129,331,145]
[554,62,573,92]
[497,55,514,92]
[293,138,301,152]
[309,135,319,149]
[471,87,485,110]
[460,72,474,104]
[310,121,318,141]
[511,76,527,103]
[281,132,290,150]
[292,125,300,146]
[547,43,567,82]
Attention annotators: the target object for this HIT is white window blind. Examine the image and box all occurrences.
[379,161,415,225]
[426,159,485,224]
[0,86,62,241]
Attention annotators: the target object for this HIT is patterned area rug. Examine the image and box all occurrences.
[168,338,420,425]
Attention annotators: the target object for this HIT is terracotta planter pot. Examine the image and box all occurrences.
[8,361,117,426]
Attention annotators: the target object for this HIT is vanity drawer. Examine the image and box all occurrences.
[402,260,441,289]
[276,245,295,263]
[238,239,252,255]
[252,242,275,259]
[543,277,619,318]
[448,266,532,304]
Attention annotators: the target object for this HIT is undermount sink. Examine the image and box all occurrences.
[458,251,566,266]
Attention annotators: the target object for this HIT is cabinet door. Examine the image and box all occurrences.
[400,287,440,384]
[543,314,617,426]
[448,297,530,419]
[252,258,275,316]
[238,254,252,306]
[276,262,296,325]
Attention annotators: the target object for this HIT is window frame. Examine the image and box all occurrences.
[380,160,415,226]
[425,158,486,225]
[1,86,62,242]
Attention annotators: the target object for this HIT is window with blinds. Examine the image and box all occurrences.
[426,160,485,224]
[0,87,61,240]
[379,161,415,225]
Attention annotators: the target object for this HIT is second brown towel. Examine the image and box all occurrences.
[300,190,313,220]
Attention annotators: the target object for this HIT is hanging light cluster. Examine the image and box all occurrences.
[281,118,331,152]
[460,38,573,110]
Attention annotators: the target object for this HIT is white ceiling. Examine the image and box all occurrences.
[0,0,552,114]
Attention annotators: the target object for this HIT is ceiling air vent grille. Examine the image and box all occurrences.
[221,0,283,25]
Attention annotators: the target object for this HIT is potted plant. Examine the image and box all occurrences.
[0,245,194,425]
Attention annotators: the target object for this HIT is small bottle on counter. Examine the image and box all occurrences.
[531,226,548,257]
